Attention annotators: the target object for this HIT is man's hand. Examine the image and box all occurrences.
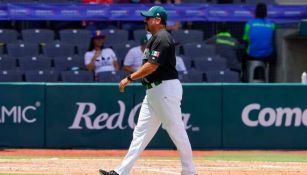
[119,78,130,93]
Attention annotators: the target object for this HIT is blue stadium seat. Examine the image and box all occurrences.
[19,56,52,71]
[25,70,59,82]
[97,71,128,82]
[112,42,137,66]
[53,55,84,71]
[178,70,204,83]
[194,56,227,72]
[21,29,55,45]
[76,44,89,56]
[205,70,240,82]
[172,30,204,45]
[183,43,216,59]
[0,29,19,45]
[0,70,23,82]
[61,70,94,82]
[180,56,193,70]
[0,44,5,55]
[42,42,75,58]
[102,29,129,47]
[133,29,147,43]
[6,43,39,57]
[59,29,91,47]
[0,55,17,70]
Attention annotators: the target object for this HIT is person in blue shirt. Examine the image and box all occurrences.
[243,3,275,82]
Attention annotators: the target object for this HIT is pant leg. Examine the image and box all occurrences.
[147,80,196,175]
[115,95,161,175]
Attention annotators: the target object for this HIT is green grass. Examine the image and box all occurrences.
[1,153,307,163]
[202,153,307,162]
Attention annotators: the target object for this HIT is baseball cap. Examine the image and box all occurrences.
[140,34,148,45]
[92,30,105,39]
[140,6,167,25]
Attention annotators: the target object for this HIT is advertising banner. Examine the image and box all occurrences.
[223,84,307,149]
[0,3,305,22]
[45,83,222,149]
[0,83,45,147]
[46,83,135,148]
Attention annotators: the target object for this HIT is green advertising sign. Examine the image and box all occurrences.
[0,83,45,147]
[45,83,222,149]
[182,84,222,149]
[46,83,135,148]
[223,84,307,149]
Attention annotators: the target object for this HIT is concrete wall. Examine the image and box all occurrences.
[275,28,307,82]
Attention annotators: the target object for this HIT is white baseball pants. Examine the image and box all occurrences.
[115,79,196,175]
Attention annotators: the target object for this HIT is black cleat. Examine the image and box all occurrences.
[99,169,119,175]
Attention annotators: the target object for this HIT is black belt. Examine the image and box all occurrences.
[143,80,162,90]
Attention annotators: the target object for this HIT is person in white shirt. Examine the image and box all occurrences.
[176,55,187,73]
[122,34,148,73]
[123,33,187,74]
[84,30,119,75]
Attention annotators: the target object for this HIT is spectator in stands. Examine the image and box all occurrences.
[176,55,187,73]
[205,22,240,72]
[123,33,187,74]
[122,34,148,73]
[84,30,119,75]
[243,3,275,82]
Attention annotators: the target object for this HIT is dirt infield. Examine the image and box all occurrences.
[0,149,307,175]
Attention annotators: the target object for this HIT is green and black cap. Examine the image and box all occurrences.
[141,6,167,25]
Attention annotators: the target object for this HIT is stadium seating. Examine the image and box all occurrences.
[205,70,240,82]
[97,71,128,82]
[53,55,84,71]
[42,42,75,58]
[133,29,148,43]
[172,30,204,45]
[25,70,59,82]
[183,43,216,59]
[76,44,89,56]
[59,29,91,47]
[7,43,40,57]
[18,56,52,71]
[0,70,23,82]
[0,29,19,44]
[112,42,138,66]
[178,70,204,82]
[194,56,227,72]
[0,55,17,70]
[102,29,129,47]
[0,44,5,55]
[61,70,94,82]
[180,56,193,70]
[21,29,55,45]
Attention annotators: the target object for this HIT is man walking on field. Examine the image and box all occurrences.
[99,5,197,175]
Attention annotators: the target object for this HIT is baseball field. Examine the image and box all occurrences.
[0,149,307,175]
